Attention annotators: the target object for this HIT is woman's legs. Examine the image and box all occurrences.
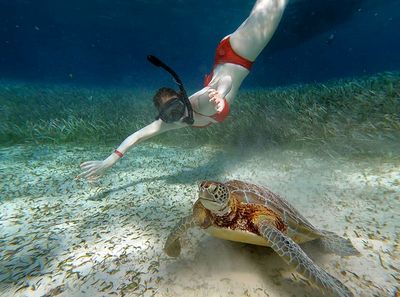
[229,0,288,61]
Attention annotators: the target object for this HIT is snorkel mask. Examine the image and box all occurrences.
[147,55,194,125]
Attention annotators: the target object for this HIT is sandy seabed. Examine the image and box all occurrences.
[0,143,399,297]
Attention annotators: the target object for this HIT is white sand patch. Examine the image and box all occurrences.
[0,144,398,297]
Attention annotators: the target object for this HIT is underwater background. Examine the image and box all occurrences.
[1,0,399,152]
[0,1,399,297]
[1,0,400,88]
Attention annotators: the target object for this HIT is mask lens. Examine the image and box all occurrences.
[158,98,185,123]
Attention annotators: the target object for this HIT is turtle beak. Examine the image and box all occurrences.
[198,182,222,212]
[198,186,212,201]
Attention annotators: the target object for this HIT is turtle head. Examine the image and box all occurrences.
[198,181,231,215]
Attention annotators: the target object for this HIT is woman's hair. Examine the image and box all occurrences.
[153,87,180,110]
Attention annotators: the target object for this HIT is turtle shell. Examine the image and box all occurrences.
[202,180,322,246]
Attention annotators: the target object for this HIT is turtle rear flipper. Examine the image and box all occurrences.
[317,230,359,256]
[257,221,354,297]
[164,215,196,257]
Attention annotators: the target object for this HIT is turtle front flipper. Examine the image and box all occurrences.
[164,215,196,257]
[257,221,354,297]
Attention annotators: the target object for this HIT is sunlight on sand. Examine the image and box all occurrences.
[0,144,399,297]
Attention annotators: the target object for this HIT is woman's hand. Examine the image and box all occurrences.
[208,89,225,112]
[77,160,111,181]
[77,152,120,181]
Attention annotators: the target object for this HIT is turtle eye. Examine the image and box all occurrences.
[199,181,210,190]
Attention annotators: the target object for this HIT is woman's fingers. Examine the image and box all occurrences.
[80,163,93,170]
[209,100,223,111]
[217,100,224,112]
[209,97,224,111]
[87,175,101,182]
[80,161,99,169]
[76,171,88,180]
[76,169,93,180]
[76,164,102,180]
[208,89,218,97]
[77,159,108,181]
[80,161,92,168]
[207,89,225,112]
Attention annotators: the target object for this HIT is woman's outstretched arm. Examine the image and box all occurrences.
[77,87,226,181]
[77,120,184,181]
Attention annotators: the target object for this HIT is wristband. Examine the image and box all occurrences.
[114,149,124,158]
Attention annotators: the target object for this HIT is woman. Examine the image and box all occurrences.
[78,0,287,181]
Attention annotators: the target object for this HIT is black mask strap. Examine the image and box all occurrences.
[147,55,194,125]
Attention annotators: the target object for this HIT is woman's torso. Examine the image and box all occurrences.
[190,63,249,127]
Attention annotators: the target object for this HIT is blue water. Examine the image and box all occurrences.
[1,2,400,296]
[0,0,399,89]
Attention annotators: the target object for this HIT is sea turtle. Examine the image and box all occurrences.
[164,180,359,297]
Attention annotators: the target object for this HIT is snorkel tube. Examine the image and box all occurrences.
[147,55,194,125]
